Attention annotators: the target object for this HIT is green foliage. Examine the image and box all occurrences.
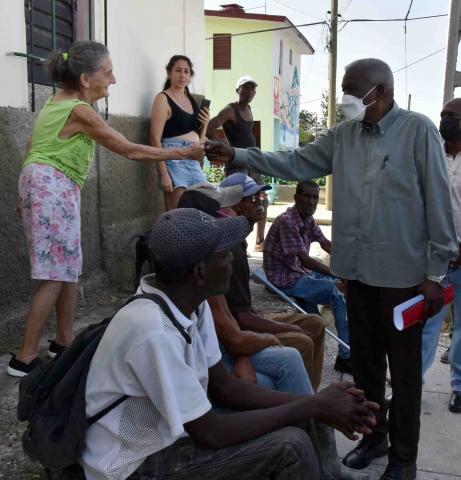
[205,164,225,184]
[298,90,345,145]
[319,90,346,130]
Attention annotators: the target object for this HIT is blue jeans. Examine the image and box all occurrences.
[221,345,314,395]
[161,138,206,189]
[280,273,350,359]
[422,268,461,390]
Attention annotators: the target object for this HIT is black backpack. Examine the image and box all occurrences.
[17,293,192,471]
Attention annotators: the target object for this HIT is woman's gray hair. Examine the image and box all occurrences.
[345,58,394,90]
[47,41,109,90]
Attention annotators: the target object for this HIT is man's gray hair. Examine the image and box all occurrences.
[345,58,394,90]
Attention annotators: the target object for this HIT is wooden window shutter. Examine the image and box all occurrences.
[24,0,76,86]
[213,34,231,70]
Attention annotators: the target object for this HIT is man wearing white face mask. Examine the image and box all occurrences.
[340,84,377,121]
[205,58,458,480]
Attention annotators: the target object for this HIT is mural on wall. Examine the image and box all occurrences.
[273,76,280,117]
[279,66,300,149]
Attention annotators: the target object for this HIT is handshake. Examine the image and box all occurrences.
[204,140,236,164]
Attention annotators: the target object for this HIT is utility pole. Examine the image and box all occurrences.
[443,0,461,104]
[325,0,338,211]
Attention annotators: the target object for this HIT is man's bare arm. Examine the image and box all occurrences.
[234,310,302,334]
[207,105,235,139]
[320,238,331,254]
[298,251,333,277]
[207,295,281,355]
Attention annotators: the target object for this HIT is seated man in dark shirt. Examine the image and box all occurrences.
[264,180,352,374]
[219,173,327,390]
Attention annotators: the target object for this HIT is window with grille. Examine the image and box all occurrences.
[213,33,231,70]
[24,0,76,86]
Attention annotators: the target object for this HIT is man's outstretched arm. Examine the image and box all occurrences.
[205,128,336,181]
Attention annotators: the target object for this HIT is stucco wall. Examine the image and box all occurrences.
[272,30,304,150]
[205,17,275,151]
[0,108,162,313]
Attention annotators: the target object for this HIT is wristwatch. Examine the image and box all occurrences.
[426,275,447,287]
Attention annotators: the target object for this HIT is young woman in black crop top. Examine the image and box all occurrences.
[150,55,209,210]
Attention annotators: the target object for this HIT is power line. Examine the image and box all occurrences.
[205,21,325,40]
[393,47,445,74]
[301,24,328,90]
[343,14,446,23]
[340,0,353,15]
[204,14,447,40]
[269,0,324,21]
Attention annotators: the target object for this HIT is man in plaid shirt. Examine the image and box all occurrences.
[264,180,351,374]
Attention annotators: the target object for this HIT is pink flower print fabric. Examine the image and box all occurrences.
[19,163,82,282]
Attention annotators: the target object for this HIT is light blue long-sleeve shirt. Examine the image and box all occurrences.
[233,102,458,288]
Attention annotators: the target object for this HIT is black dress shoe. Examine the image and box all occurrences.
[449,390,461,413]
[334,355,353,375]
[379,463,416,480]
[440,346,450,364]
[342,435,389,470]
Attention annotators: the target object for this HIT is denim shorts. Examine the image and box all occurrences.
[161,138,206,189]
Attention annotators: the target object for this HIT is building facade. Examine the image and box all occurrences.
[205,4,313,151]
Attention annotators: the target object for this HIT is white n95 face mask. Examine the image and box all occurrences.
[340,85,377,121]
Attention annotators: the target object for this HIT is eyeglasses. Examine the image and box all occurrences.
[243,193,266,204]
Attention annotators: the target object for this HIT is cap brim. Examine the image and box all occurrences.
[219,185,244,207]
[189,184,244,208]
[243,184,272,196]
[215,216,250,252]
[238,81,258,88]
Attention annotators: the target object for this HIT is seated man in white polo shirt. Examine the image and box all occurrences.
[81,208,378,480]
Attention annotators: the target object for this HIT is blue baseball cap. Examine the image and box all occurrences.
[220,173,271,197]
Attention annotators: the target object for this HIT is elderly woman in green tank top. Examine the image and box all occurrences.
[7,41,204,378]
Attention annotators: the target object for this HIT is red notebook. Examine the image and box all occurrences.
[393,284,454,331]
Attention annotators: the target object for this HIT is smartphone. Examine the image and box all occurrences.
[200,98,211,110]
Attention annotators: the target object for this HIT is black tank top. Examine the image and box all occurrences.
[223,104,260,181]
[223,103,256,148]
[161,92,199,139]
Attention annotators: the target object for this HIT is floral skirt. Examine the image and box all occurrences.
[19,163,82,282]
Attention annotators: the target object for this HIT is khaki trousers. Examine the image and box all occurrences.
[262,311,327,391]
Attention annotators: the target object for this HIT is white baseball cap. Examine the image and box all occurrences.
[236,75,258,89]
[188,182,244,208]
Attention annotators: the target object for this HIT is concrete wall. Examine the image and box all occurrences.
[0,107,161,312]
[0,1,28,108]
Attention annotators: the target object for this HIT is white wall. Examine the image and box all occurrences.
[96,0,205,118]
[0,0,28,108]
[0,0,205,116]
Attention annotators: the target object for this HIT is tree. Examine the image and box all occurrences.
[298,90,346,146]
[299,110,319,146]
[319,90,346,130]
